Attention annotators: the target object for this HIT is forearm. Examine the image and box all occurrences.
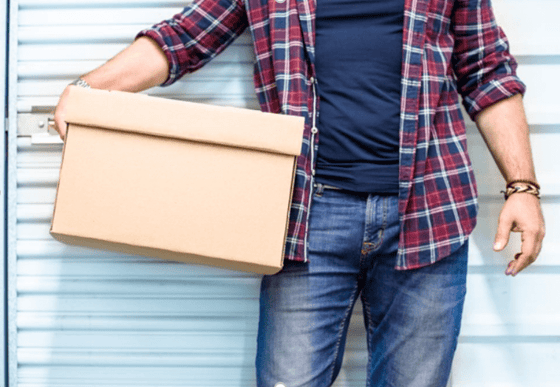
[476,94,544,276]
[54,37,169,139]
[475,94,537,184]
[81,36,169,92]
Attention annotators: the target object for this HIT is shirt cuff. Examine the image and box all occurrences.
[463,76,527,121]
[135,29,178,87]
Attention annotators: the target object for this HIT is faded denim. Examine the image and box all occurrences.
[256,185,468,387]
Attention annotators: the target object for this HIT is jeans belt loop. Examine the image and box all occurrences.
[314,183,342,196]
[314,183,325,196]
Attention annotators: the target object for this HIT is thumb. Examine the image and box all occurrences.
[494,215,512,251]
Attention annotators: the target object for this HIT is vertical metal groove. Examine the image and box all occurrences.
[8,0,19,385]
[8,2,297,387]
[2,0,10,385]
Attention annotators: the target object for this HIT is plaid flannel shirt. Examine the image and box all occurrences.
[139,0,526,269]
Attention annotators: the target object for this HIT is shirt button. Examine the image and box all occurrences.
[311,127,318,134]
[275,0,286,3]
[310,76,315,84]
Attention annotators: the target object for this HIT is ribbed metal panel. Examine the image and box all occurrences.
[8,1,369,386]
[2,0,9,384]
[452,1,560,386]
[9,1,559,387]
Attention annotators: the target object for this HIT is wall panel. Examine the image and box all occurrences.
[7,1,558,386]
[452,1,560,385]
[9,2,302,387]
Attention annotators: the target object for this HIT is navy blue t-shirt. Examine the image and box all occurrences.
[315,0,404,193]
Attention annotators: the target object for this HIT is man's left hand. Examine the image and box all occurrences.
[493,193,545,276]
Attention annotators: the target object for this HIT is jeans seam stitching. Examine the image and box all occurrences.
[328,282,360,384]
[361,295,375,387]
[370,197,389,251]
[382,196,388,230]
[360,196,374,266]
[370,196,389,252]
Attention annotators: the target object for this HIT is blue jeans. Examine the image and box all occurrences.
[256,185,468,387]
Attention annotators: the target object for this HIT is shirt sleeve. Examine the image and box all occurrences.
[451,0,526,121]
[136,0,248,86]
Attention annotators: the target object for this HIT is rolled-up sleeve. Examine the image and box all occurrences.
[451,0,526,121]
[137,0,248,86]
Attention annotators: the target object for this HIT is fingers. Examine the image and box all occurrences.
[505,229,544,276]
[53,109,66,140]
[495,194,545,277]
[53,86,72,140]
[493,214,512,252]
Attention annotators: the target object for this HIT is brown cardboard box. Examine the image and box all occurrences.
[50,87,304,274]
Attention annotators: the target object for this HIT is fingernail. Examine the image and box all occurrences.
[505,263,514,275]
[494,242,501,250]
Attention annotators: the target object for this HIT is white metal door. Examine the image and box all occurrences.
[9,1,265,386]
[6,1,369,386]
[452,0,560,385]
[7,0,559,386]
[2,0,9,385]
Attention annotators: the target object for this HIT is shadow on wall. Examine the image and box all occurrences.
[453,194,551,386]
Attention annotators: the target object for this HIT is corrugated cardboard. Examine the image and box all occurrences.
[50,87,304,274]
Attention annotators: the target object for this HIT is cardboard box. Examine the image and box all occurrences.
[50,87,304,274]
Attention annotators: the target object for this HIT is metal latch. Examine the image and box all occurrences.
[18,111,63,145]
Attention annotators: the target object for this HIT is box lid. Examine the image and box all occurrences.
[64,87,304,156]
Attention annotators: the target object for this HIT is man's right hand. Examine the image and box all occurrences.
[53,85,74,140]
[51,37,170,140]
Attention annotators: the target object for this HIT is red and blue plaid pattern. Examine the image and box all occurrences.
[139,0,525,269]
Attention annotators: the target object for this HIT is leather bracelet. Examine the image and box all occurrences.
[507,179,540,190]
[501,181,541,200]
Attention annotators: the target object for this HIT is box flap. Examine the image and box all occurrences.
[64,87,305,156]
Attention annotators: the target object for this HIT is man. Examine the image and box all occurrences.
[53,0,545,385]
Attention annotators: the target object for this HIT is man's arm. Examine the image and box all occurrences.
[475,94,545,276]
[54,0,248,140]
[53,36,169,139]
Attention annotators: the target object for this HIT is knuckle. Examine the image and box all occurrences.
[498,212,512,223]
[526,226,540,235]
[521,252,538,264]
